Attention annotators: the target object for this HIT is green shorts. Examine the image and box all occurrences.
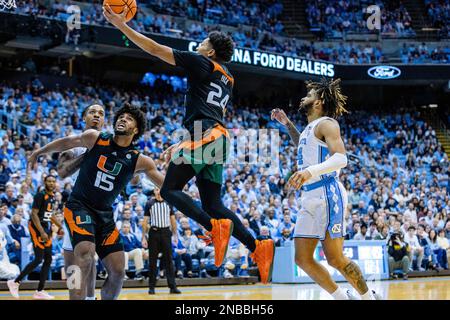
[171,124,230,185]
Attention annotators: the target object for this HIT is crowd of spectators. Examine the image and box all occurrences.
[7,0,386,65]
[400,42,450,63]
[0,72,449,281]
[10,0,450,65]
[147,0,284,35]
[425,0,450,39]
[306,0,416,39]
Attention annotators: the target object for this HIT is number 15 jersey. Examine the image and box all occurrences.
[173,50,234,133]
[69,132,140,212]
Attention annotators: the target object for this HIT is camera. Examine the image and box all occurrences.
[389,232,403,244]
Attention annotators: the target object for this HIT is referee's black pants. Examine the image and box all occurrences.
[147,227,176,289]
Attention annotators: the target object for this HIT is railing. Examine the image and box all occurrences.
[431,109,450,136]
[0,110,42,144]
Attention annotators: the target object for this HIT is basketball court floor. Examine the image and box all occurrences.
[1,276,449,300]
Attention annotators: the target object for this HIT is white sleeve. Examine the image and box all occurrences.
[305,153,347,179]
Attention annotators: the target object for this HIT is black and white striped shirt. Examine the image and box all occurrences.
[144,198,174,228]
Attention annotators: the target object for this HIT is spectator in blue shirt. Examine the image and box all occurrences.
[172,237,193,279]
[277,214,294,237]
[242,218,257,239]
[7,214,28,265]
[120,222,146,280]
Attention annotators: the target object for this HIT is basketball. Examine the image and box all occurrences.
[103,0,137,22]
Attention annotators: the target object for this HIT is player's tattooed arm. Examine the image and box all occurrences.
[341,261,369,294]
[271,108,300,146]
[103,5,175,66]
[135,155,165,188]
[57,151,86,179]
[286,121,300,147]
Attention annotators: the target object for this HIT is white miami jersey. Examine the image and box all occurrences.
[297,117,339,184]
[70,147,87,182]
[62,146,86,252]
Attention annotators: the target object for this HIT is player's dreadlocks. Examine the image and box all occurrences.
[306,78,348,119]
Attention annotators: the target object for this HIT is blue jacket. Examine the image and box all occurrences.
[172,239,187,258]
[120,232,142,252]
[8,224,28,242]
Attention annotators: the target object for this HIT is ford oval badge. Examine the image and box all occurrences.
[367,66,401,79]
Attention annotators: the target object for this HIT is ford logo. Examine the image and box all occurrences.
[367,66,401,79]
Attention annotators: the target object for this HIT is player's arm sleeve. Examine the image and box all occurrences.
[306,153,348,179]
[173,50,212,80]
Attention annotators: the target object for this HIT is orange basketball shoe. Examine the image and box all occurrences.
[210,219,234,267]
[250,239,275,284]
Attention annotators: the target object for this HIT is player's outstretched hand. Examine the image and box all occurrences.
[103,4,128,28]
[271,108,289,126]
[162,143,180,165]
[287,170,312,190]
[27,151,39,170]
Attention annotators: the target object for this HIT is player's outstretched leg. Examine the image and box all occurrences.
[295,237,354,300]
[196,178,275,283]
[8,247,46,299]
[160,162,233,267]
[72,241,96,300]
[101,251,125,300]
[321,233,380,300]
[64,249,97,300]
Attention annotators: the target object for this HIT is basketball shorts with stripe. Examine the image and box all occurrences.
[63,199,123,260]
[28,221,52,249]
[293,179,348,241]
[171,123,230,185]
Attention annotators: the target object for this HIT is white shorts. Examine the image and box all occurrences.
[62,223,73,251]
[294,178,347,241]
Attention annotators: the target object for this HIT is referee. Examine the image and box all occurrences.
[143,187,181,295]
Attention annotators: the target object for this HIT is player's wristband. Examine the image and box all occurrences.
[305,153,347,179]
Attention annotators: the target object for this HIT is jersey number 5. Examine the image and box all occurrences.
[43,211,52,222]
[207,82,229,112]
[94,171,115,191]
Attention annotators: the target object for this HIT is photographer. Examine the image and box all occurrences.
[388,232,411,280]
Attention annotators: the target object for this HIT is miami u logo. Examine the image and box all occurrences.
[95,155,122,192]
[75,215,92,225]
[97,155,122,176]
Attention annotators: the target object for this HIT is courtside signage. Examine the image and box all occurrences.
[367,65,401,79]
[188,41,335,77]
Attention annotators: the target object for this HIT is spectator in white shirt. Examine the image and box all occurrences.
[437,229,450,262]
[354,223,371,240]
[238,183,257,203]
[404,226,424,271]
[403,203,417,224]
[393,188,405,203]
[366,222,379,239]
[18,183,33,208]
